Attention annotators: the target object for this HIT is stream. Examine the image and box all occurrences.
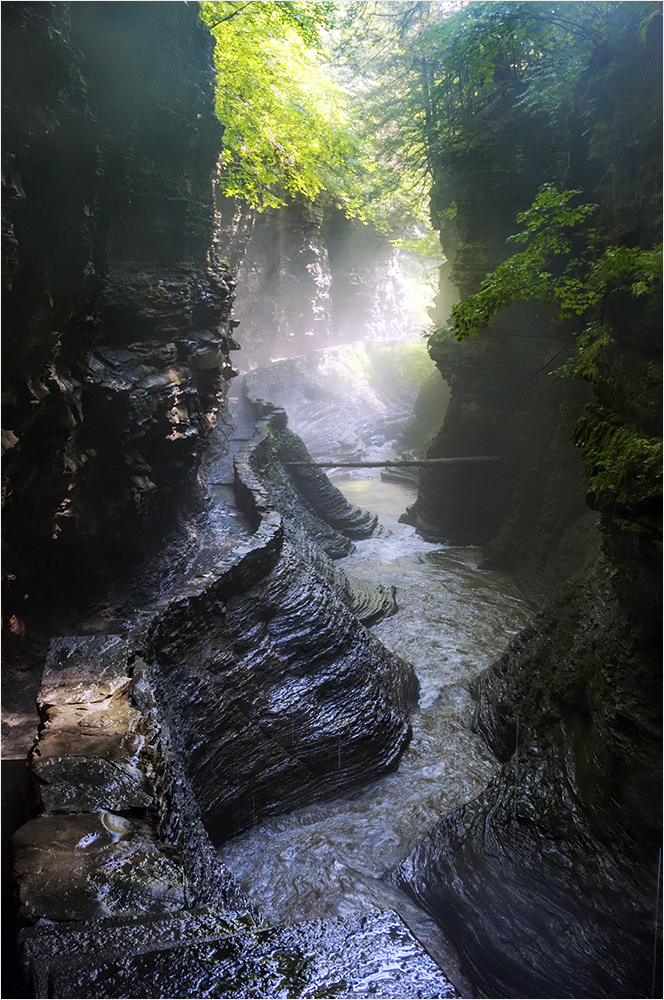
[219,429,534,989]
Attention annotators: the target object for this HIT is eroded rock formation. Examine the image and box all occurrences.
[14,409,426,996]
[243,343,427,462]
[3,5,432,996]
[391,556,661,998]
[402,310,598,585]
[389,7,662,998]
[145,407,417,846]
[2,1,235,619]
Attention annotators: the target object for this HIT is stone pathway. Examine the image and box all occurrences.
[8,385,462,998]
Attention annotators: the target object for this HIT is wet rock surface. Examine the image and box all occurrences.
[391,559,661,999]
[146,408,417,846]
[402,320,595,570]
[2,1,234,619]
[400,458,507,546]
[20,906,257,1000]
[11,400,426,996]
[12,631,260,995]
[42,909,459,1000]
[14,812,186,922]
[3,5,436,996]
[35,698,145,804]
[278,431,380,542]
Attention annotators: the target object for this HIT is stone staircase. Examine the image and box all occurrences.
[14,635,459,999]
[11,398,461,998]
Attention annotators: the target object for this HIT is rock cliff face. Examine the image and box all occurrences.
[11,401,423,995]
[392,556,661,999]
[391,8,662,998]
[2,1,235,621]
[217,194,417,366]
[243,343,426,462]
[402,309,599,590]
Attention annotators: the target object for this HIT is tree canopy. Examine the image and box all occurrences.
[199,1,351,209]
[198,0,441,236]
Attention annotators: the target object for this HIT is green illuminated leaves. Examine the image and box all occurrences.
[200,1,354,209]
[448,184,662,341]
[449,185,598,339]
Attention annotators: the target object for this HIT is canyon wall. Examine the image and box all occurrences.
[216,193,419,366]
[392,7,662,997]
[2,1,235,624]
[3,8,428,995]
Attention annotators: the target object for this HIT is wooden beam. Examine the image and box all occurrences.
[284,457,502,468]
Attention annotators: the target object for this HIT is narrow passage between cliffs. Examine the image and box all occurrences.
[218,387,533,992]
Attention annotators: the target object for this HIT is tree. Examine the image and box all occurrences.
[199,1,354,209]
[200,0,443,239]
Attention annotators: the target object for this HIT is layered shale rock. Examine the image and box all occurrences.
[28,908,458,1000]
[14,411,428,998]
[30,635,153,813]
[17,630,450,999]
[391,557,661,999]
[401,312,596,586]
[146,407,417,846]
[14,633,260,996]
[244,344,420,463]
[2,1,235,618]
[391,12,661,998]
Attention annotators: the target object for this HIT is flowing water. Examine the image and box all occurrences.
[219,446,534,984]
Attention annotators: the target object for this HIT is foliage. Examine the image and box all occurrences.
[331,2,460,219]
[369,338,437,391]
[390,232,444,261]
[411,1,660,161]
[572,402,662,532]
[449,185,598,339]
[199,0,442,241]
[200,1,354,208]
[335,0,662,544]
[447,184,662,341]
[438,177,662,534]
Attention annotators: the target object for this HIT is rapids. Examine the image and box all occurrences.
[219,431,533,986]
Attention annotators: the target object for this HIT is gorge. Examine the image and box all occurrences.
[2,3,661,999]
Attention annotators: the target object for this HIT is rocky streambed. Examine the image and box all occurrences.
[10,343,657,1000]
[9,356,463,998]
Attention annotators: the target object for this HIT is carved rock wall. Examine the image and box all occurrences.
[217,194,416,366]
[391,9,662,998]
[2,1,235,619]
[146,407,418,846]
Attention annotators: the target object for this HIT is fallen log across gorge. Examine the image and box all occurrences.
[283,457,503,468]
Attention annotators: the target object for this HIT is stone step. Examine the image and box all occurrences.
[14,811,186,924]
[31,636,154,813]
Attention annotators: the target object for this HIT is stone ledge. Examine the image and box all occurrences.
[35,908,460,999]
[31,636,155,813]
[14,812,186,923]
[20,905,259,999]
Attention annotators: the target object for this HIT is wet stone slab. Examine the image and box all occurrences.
[31,635,155,811]
[39,635,130,707]
[20,906,259,999]
[32,694,153,812]
[14,812,185,922]
[46,908,460,999]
